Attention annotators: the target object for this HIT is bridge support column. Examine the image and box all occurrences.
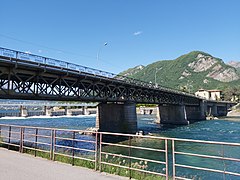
[43,106,52,116]
[155,105,161,124]
[19,105,27,117]
[185,105,206,122]
[82,106,88,115]
[64,107,72,116]
[158,104,189,125]
[207,104,218,117]
[217,105,228,116]
[200,101,207,119]
[212,104,218,116]
[96,102,137,134]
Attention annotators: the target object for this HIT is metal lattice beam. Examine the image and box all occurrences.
[0,56,200,105]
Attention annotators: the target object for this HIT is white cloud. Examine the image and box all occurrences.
[38,49,42,53]
[133,31,143,36]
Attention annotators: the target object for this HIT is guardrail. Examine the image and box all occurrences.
[0,102,98,107]
[0,47,196,98]
[1,124,240,179]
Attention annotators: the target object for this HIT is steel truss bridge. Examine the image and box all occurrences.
[0,47,200,105]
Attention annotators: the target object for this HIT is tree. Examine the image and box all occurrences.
[223,87,240,102]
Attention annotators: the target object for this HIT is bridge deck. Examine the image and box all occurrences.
[0,148,125,180]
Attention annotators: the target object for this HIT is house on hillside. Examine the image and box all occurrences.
[195,89,223,101]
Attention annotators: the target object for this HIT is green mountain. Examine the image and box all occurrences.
[119,51,240,92]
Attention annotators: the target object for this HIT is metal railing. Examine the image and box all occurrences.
[172,138,240,180]
[99,132,169,179]
[0,47,196,97]
[1,124,240,179]
[0,101,98,107]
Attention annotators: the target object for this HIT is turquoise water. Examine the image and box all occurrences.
[1,115,240,179]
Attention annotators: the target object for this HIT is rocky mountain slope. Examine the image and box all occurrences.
[119,51,240,92]
[228,61,240,68]
[228,61,240,73]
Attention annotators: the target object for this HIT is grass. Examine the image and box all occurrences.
[100,154,167,180]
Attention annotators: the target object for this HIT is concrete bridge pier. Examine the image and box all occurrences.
[64,107,72,116]
[43,106,52,116]
[96,102,137,134]
[19,105,27,117]
[155,106,161,124]
[211,105,218,117]
[156,103,207,124]
[185,105,206,122]
[157,104,189,125]
[82,106,88,115]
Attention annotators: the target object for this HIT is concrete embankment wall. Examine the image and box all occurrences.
[0,108,97,117]
[0,112,20,117]
[136,107,158,115]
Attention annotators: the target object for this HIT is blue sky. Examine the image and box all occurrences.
[0,0,240,73]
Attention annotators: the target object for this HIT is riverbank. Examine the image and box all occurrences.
[227,110,240,117]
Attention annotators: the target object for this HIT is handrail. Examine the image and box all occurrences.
[1,123,240,146]
[1,124,240,179]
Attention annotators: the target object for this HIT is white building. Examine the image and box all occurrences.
[195,89,223,101]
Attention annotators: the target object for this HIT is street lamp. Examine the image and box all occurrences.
[97,42,108,62]
[155,67,161,86]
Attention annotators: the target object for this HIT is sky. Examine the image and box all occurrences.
[0,0,240,73]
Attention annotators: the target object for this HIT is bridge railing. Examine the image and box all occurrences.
[0,101,98,107]
[0,47,195,97]
[1,124,240,179]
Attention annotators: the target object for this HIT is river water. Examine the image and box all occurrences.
[0,114,240,179]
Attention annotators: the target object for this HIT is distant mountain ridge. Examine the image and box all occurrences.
[228,61,240,68]
[119,51,240,92]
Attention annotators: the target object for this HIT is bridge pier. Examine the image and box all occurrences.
[217,105,228,116]
[157,104,189,125]
[156,102,207,124]
[64,107,72,116]
[206,103,228,117]
[43,106,52,116]
[96,102,137,134]
[19,105,27,117]
[82,106,88,115]
[185,105,206,122]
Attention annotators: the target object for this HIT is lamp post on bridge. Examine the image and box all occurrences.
[97,42,108,63]
[155,67,161,87]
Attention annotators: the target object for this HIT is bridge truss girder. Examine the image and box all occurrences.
[0,60,200,106]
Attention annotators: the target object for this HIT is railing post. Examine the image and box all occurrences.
[19,127,23,153]
[95,132,98,171]
[53,129,56,161]
[128,136,132,179]
[165,139,169,180]
[50,129,55,160]
[8,126,11,150]
[21,127,25,153]
[222,144,226,180]
[35,128,38,157]
[0,125,2,146]
[172,140,176,180]
[72,131,75,166]
[99,133,102,172]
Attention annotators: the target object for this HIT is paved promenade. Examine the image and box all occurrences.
[0,148,126,180]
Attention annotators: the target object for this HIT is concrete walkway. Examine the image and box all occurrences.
[0,148,127,180]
